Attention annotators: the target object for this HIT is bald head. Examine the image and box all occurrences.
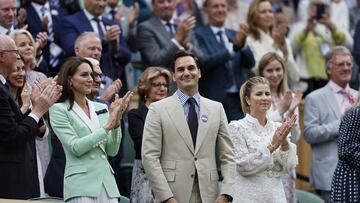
[0,34,19,77]
[74,32,102,61]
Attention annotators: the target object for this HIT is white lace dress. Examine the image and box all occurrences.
[228,114,298,203]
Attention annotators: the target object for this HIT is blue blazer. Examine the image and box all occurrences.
[24,4,67,75]
[194,25,255,102]
[59,11,131,91]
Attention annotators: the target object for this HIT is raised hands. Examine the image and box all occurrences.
[175,15,196,48]
[277,91,292,116]
[287,89,303,117]
[35,32,48,54]
[104,25,121,51]
[235,23,249,48]
[100,79,122,101]
[268,114,297,153]
[31,77,62,118]
[104,91,133,132]
[128,3,140,28]
[20,82,31,113]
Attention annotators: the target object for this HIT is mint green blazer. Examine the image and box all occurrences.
[49,100,121,201]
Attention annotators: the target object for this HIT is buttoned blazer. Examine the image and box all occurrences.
[59,10,131,84]
[0,82,40,199]
[304,83,357,190]
[193,25,255,102]
[49,101,121,201]
[142,94,236,203]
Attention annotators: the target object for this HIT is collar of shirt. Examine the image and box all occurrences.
[328,80,350,93]
[0,74,6,85]
[83,8,102,22]
[160,18,176,27]
[0,25,13,35]
[31,2,51,17]
[210,25,225,36]
[176,89,200,107]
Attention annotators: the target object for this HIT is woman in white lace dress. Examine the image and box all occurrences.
[228,76,298,203]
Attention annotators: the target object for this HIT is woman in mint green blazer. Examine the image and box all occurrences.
[49,57,132,202]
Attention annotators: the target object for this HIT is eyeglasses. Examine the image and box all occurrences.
[151,82,169,88]
[331,61,353,68]
[0,49,20,56]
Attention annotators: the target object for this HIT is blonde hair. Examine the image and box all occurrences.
[9,29,37,70]
[137,66,172,101]
[240,76,270,114]
[256,52,289,95]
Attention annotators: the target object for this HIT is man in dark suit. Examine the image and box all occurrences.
[0,34,61,199]
[0,0,16,35]
[24,0,68,76]
[193,0,254,121]
[59,0,131,95]
[136,0,201,69]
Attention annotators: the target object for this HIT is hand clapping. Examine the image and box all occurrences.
[269,114,297,153]
[105,91,133,132]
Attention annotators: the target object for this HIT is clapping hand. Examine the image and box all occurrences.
[31,77,62,118]
[100,79,122,101]
[20,82,31,113]
[175,15,196,48]
[235,23,249,48]
[269,114,297,152]
[35,32,48,54]
[105,91,133,132]
[287,90,303,117]
[277,91,292,116]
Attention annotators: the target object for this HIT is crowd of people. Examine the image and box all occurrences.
[0,0,360,202]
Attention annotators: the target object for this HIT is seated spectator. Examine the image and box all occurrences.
[128,66,171,202]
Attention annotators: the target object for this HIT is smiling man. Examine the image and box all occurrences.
[304,46,357,203]
[142,50,236,203]
[0,0,16,35]
[193,0,254,121]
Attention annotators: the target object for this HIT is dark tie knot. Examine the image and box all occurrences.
[187,97,196,107]
[217,30,223,36]
[93,17,101,22]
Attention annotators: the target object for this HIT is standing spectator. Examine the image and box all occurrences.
[49,57,132,202]
[331,98,360,202]
[257,52,302,203]
[246,0,299,86]
[23,0,68,76]
[128,66,171,202]
[193,0,255,121]
[59,0,131,94]
[304,46,357,203]
[228,76,297,202]
[136,0,201,69]
[142,50,235,202]
[289,0,351,96]
[10,29,51,198]
[0,34,62,199]
[0,0,16,35]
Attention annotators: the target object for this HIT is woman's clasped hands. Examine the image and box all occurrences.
[268,114,297,153]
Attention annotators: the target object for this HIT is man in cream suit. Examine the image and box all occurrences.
[142,50,235,203]
[304,46,357,203]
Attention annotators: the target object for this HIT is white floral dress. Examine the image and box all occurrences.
[228,114,298,203]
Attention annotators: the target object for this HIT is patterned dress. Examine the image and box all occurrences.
[331,107,360,202]
[228,114,298,203]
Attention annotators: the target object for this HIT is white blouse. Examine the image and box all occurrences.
[228,114,298,203]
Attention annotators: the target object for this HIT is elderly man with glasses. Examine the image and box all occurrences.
[0,34,62,199]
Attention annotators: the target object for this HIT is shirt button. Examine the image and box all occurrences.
[90,155,95,160]
[101,155,107,160]
[194,157,197,161]
[191,174,194,178]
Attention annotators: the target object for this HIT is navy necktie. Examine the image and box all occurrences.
[93,17,104,39]
[166,22,175,37]
[187,97,198,147]
[217,30,235,88]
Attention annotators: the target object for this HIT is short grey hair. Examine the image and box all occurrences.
[325,46,353,70]
[74,32,100,50]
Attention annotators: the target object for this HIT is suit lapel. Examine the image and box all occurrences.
[78,11,94,32]
[324,85,341,119]
[195,97,211,154]
[152,17,172,43]
[166,95,195,154]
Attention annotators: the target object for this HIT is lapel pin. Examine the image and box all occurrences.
[201,115,208,123]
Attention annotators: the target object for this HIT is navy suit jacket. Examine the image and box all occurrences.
[0,82,40,199]
[24,4,67,76]
[59,11,131,93]
[194,25,255,102]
